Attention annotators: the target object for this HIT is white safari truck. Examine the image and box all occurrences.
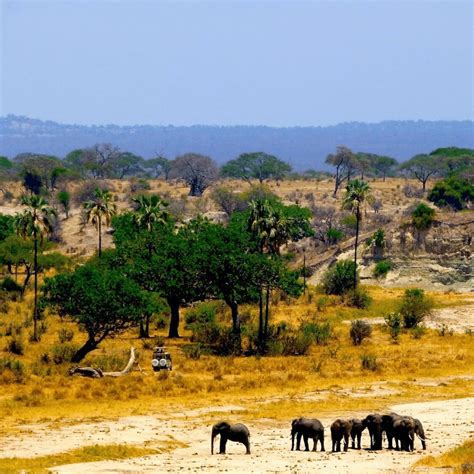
[151,347,172,372]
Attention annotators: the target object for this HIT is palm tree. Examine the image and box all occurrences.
[131,194,169,255]
[83,189,117,257]
[342,179,374,289]
[131,194,169,337]
[15,195,56,341]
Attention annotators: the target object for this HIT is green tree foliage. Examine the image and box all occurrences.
[322,260,357,295]
[411,203,435,231]
[143,156,172,179]
[210,186,246,217]
[110,152,144,179]
[83,189,117,257]
[430,147,474,177]
[0,214,15,241]
[221,152,291,184]
[399,288,433,329]
[325,146,358,196]
[14,195,56,341]
[399,154,440,190]
[41,262,154,362]
[428,176,474,210]
[342,179,373,289]
[373,260,393,279]
[57,190,71,219]
[366,229,385,259]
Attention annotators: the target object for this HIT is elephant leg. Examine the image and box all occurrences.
[296,432,302,451]
[304,435,310,451]
[244,439,251,455]
[387,434,393,450]
[343,434,349,452]
[357,433,361,450]
[219,437,227,454]
[320,434,325,452]
[312,437,317,452]
[351,434,355,449]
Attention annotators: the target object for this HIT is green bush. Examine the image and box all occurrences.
[182,343,203,360]
[399,288,433,329]
[0,357,26,383]
[300,321,332,345]
[428,177,474,210]
[322,260,357,295]
[6,336,24,355]
[411,325,426,339]
[412,203,435,231]
[58,328,74,344]
[344,288,372,309]
[51,344,79,364]
[326,228,344,245]
[361,354,378,371]
[373,260,393,278]
[384,312,402,342]
[0,277,22,293]
[185,302,217,328]
[350,320,372,345]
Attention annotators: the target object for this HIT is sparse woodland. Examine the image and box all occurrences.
[0,145,473,472]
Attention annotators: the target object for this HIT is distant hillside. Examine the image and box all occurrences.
[1,115,473,171]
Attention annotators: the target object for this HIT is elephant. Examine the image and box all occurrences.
[350,418,366,449]
[211,421,251,455]
[413,418,427,450]
[393,416,416,452]
[381,413,401,450]
[362,413,383,450]
[291,417,325,452]
[331,419,352,452]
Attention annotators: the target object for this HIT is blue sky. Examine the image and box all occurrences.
[1,0,472,126]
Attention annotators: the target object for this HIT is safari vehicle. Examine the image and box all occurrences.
[151,347,172,372]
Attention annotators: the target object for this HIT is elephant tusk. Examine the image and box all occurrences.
[416,434,428,441]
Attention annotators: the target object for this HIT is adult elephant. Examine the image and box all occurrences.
[414,418,427,450]
[382,413,401,450]
[393,416,416,452]
[350,418,366,449]
[291,417,325,452]
[211,422,251,455]
[331,419,352,452]
[363,413,383,450]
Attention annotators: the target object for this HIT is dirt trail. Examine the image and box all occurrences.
[2,395,473,473]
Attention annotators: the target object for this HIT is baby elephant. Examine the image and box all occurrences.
[291,417,325,452]
[350,418,366,449]
[331,419,353,452]
[211,421,251,455]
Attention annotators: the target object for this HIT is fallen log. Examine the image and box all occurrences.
[68,347,136,378]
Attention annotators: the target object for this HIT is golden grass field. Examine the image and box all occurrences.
[0,177,473,472]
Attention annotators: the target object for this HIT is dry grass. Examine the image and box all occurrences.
[0,442,175,473]
[414,439,474,472]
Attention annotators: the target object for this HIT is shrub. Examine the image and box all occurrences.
[428,177,474,210]
[412,203,435,231]
[0,357,26,383]
[6,336,24,355]
[185,302,217,328]
[182,343,203,360]
[51,343,79,364]
[412,325,426,339]
[361,354,378,371]
[322,260,357,295]
[373,260,393,278]
[278,332,312,356]
[344,288,372,309]
[399,288,433,328]
[326,228,344,245]
[384,312,402,342]
[0,277,22,293]
[58,328,74,344]
[300,321,332,346]
[350,320,372,345]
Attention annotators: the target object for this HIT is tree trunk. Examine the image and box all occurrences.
[258,289,263,350]
[33,227,38,342]
[264,284,270,347]
[354,207,360,290]
[72,338,98,363]
[98,216,102,257]
[227,300,242,353]
[168,299,180,338]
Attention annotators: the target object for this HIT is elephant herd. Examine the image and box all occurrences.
[211,413,426,455]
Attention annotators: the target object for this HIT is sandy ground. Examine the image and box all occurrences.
[2,394,473,473]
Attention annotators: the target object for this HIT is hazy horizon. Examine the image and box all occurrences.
[1,1,473,127]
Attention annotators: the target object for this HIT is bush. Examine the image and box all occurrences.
[51,343,79,364]
[361,354,378,371]
[428,177,474,210]
[6,336,24,355]
[300,321,332,345]
[322,260,357,295]
[326,228,344,245]
[58,328,74,344]
[350,320,372,345]
[412,203,435,231]
[0,277,22,293]
[411,325,426,339]
[182,343,203,360]
[0,357,26,383]
[399,288,433,328]
[384,312,402,342]
[373,260,393,279]
[344,288,372,309]
[185,302,217,328]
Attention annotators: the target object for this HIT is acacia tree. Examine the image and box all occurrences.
[14,195,56,341]
[325,146,358,196]
[342,179,373,290]
[83,189,117,257]
[399,154,440,191]
[221,152,291,184]
[170,153,218,196]
[144,156,172,179]
[41,263,154,362]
